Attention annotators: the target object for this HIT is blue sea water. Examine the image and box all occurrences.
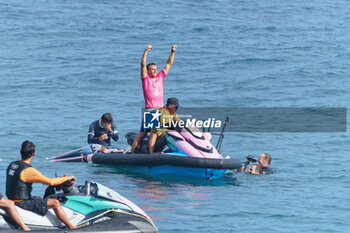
[1,0,350,232]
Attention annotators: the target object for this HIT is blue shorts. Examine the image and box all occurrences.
[15,197,48,216]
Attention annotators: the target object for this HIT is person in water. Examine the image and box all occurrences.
[131,44,177,153]
[6,141,84,229]
[258,153,273,174]
[239,153,273,175]
[88,113,119,147]
[0,193,30,231]
[247,164,262,175]
[149,97,180,154]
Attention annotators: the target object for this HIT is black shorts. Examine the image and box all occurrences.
[15,197,48,216]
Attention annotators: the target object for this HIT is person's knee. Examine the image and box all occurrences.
[135,133,146,143]
[48,199,60,208]
[149,133,157,142]
[134,137,141,143]
[136,133,145,141]
[8,200,15,208]
[52,199,60,207]
[1,198,15,208]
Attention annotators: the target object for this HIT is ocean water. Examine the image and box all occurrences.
[1,0,349,232]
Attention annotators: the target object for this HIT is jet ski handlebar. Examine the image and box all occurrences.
[44,177,79,198]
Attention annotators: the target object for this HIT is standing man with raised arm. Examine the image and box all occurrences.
[131,44,177,153]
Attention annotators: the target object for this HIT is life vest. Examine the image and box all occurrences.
[6,161,33,200]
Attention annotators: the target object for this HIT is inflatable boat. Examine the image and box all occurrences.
[0,180,157,232]
[51,121,242,179]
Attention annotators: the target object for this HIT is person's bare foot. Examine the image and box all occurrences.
[72,222,89,229]
[23,226,31,231]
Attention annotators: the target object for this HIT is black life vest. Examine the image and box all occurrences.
[6,161,33,200]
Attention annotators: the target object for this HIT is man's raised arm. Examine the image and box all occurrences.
[164,45,177,74]
[141,45,152,77]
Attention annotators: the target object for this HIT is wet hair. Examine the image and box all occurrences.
[146,63,157,70]
[20,141,35,160]
[250,164,262,174]
[101,113,113,123]
[261,153,271,165]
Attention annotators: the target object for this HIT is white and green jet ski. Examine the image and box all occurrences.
[0,180,157,233]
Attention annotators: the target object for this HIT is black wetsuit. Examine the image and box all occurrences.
[243,164,274,175]
[88,120,119,147]
[262,167,273,175]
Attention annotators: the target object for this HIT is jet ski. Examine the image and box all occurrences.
[51,118,242,179]
[0,180,157,232]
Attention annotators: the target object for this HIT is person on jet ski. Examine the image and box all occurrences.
[88,113,119,147]
[6,141,84,229]
[0,193,30,231]
[149,97,180,154]
[131,44,177,153]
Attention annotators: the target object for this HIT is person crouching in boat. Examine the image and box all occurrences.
[88,113,119,148]
[149,97,180,154]
[6,141,85,229]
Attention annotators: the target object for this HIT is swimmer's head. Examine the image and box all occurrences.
[258,153,271,168]
[248,164,262,175]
